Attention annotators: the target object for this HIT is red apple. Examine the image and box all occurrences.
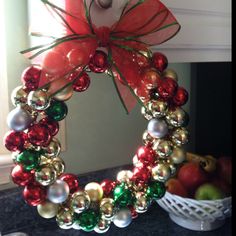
[166,178,188,198]
[216,156,232,185]
[178,162,208,192]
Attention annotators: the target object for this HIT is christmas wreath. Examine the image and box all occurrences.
[4,0,189,233]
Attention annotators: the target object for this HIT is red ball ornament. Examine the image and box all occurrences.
[27,124,52,147]
[42,50,70,77]
[21,66,41,91]
[89,50,108,73]
[172,87,189,106]
[59,173,79,194]
[134,53,150,69]
[132,166,151,187]
[100,179,116,196]
[152,52,168,73]
[72,71,91,92]
[137,146,156,166]
[67,48,88,67]
[4,131,27,152]
[157,77,178,100]
[23,183,46,206]
[142,68,161,90]
[135,82,151,103]
[11,165,34,186]
[39,117,59,136]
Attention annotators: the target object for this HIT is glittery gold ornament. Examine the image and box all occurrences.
[169,147,186,164]
[134,192,149,213]
[166,108,188,128]
[35,165,57,186]
[56,208,74,229]
[116,170,133,184]
[71,191,90,214]
[162,69,178,81]
[84,182,103,202]
[153,140,173,157]
[52,157,65,176]
[37,201,59,219]
[142,130,155,146]
[148,100,168,118]
[43,138,61,158]
[141,106,153,120]
[151,163,171,182]
[100,198,114,220]
[54,86,73,101]
[11,86,28,106]
[94,219,111,234]
[171,128,189,146]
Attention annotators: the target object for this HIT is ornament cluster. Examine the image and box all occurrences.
[4,47,189,233]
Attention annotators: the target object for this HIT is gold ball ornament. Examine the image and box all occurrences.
[152,162,171,182]
[84,182,104,202]
[162,69,178,81]
[141,106,153,120]
[52,157,66,176]
[142,130,155,146]
[27,90,50,110]
[54,86,73,101]
[171,128,189,146]
[94,219,111,234]
[153,140,173,158]
[148,100,168,118]
[166,108,188,128]
[134,192,149,213]
[71,191,91,214]
[11,86,28,106]
[169,147,186,164]
[56,208,74,229]
[37,201,59,219]
[100,198,114,220]
[43,138,61,158]
[35,164,57,186]
[116,170,133,184]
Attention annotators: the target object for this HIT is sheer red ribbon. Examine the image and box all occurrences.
[25,0,180,113]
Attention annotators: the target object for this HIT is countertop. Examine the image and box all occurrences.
[0,166,232,236]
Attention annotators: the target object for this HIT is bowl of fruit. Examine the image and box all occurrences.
[157,153,232,231]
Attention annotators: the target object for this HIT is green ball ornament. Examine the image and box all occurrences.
[74,209,100,232]
[45,100,68,121]
[16,150,41,171]
[146,182,166,200]
[113,183,134,207]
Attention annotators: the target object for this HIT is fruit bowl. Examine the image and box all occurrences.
[157,191,232,231]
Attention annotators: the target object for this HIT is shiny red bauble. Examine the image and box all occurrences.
[72,71,91,92]
[4,131,27,152]
[23,183,46,206]
[157,77,178,100]
[134,53,150,69]
[172,87,189,106]
[132,166,151,187]
[27,124,52,147]
[89,50,108,73]
[100,179,116,196]
[59,173,79,194]
[135,82,151,103]
[11,165,35,186]
[137,146,156,166]
[152,52,168,73]
[39,117,59,136]
[21,66,41,91]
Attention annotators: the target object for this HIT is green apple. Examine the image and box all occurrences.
[195,184,224,200]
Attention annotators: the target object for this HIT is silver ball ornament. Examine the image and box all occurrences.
[7,107,33,131]
[147,118,168,139]
[94,219,111,234]
[43,138,61,158]
[27,90,50,110]
[11,86,28,106]
[113,209,132,228]
[47,180,70,204]
[71,191,90,214]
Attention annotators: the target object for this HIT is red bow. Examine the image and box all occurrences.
[23,0,180,113]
